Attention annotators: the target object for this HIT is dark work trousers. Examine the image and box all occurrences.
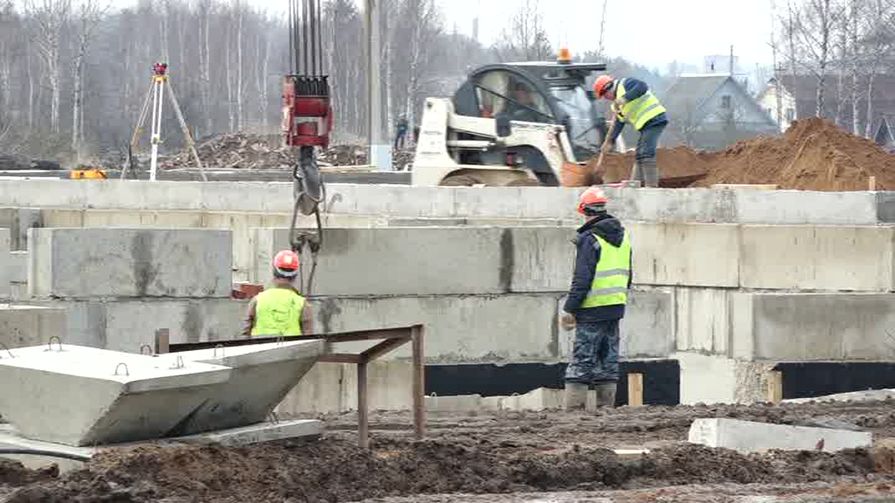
[564,319,620,384]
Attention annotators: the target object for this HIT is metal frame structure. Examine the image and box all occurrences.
[163,324,426,448]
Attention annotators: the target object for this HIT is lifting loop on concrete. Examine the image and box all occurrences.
[45,336,63,352]
[169,355,185,370]
[139,344,153,356]
[0,343,14,359]
[267,411,280,424]
[113,363,129,377]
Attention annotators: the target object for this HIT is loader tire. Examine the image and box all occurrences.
[504,178,540,187]
[440,174,485,186]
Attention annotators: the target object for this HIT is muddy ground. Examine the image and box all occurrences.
[2,401,895,502]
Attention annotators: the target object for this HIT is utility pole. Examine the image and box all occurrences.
[365,0,391,171]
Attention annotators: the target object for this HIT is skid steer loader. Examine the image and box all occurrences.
[412,53,609,187]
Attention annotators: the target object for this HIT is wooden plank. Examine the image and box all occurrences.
[627,373,644,407]
[869,176,877,191]
[318,353,362,364]
[361,337,410,363]
[412,325,426,440]
[154,328,170,354]
[767,370,783,404]
[357,361,369,449]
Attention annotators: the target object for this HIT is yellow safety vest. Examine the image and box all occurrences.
[616,79,666,130]
[251,287,305,337]
[580,233,631,309]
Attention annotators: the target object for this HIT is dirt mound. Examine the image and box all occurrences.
[600,147,710,187]
[3,438,882,502]
[695,118,895,190]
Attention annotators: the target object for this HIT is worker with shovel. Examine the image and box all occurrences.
[560,187,632,410]
[593,75,667,187]
[243,250,314,337]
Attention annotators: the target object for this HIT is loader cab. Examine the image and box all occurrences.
[452,61,608,162]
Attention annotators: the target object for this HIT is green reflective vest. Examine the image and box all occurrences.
[251,287,305,337]
[616,80,667,130]
[580,233,631,309]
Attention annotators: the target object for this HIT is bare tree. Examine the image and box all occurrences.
[27,0,71,134]
[791,0,843,117]
[493,0,552,62]
[71,0,105,156]
[862,0,895,136]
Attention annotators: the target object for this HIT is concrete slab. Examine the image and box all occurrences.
[0,304,66,349]
[28,228,233,299]
[175,419,322,446]
[785,389,895,404]
[739,225,894,292]
[171,340,324,434]
[732,293,895,361]
[689,417,872,453]
[629,222,740,287]
[0,345,232,446]
[676,352,774,405]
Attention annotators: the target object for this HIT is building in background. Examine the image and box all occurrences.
[661,74,778,150]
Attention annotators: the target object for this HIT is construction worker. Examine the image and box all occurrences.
[560,187,632,410]
[242,250,313,337]
[593,75,667,187]
[395,115,409,150]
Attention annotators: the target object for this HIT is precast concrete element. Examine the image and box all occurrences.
[28,228,233,299]
[37,298,246,351]
[675,288,731,355]
[0,345,231,446]
[170,340,324,435]
[629,222,740,287]
[0,304,66,349]
[0,228,8,299]
[2,180,894,224]
[0,208,42,251]
[740,225,894,291]
[689,418,872,453]
[174,419,323,446]
[252,226,580,295]
[676,352,774,405]
[730,292,895,361]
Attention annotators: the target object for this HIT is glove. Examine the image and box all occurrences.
[560,312,576,331]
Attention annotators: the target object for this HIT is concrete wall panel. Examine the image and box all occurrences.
[630,223,740,287]
[740,226,893,291]
[28,228,233,299]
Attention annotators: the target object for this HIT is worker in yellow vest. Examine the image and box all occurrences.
[242,250,313,337]
[593,74,668,187]
[560,187,632,410]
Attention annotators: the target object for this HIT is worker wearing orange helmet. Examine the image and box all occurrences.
[593,74,667,187]
[242,249,313,337]
[560,187,632,410]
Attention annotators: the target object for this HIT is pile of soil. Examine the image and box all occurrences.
[695,118,895,191]
[599,146,711,187]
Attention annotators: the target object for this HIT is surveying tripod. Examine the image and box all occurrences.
[123,63,206,181]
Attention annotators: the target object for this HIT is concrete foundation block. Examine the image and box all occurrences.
[739,225,894,291]
[8,251,26,284]
[37,298,247,351]
[512,387,563,411]
[426,394,482,412]
[0,228,9,299]
[676,288,730,355]
[736,190,879,225]
[508,227,576,292]
[689,417,872,453]
[176,419,323,447]
[0,345,232,446]
[314,294,560,363]
[629,222,739,287]
[171,340,324,435]
[732,292,895,361]
[607,188,723,223]
[28,228,233,299]
[676,352,774,405]
[0,208,41,251]
[0,304,66,349]
[276,362,346,415]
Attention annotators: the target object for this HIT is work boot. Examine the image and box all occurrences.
[630,161,641,184]
[563,382,588,411]
[594,382,617,408]
[640,158,659,188]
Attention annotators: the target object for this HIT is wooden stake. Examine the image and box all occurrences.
[767,370,783,404]
[869,176,877,191]
[627,372,644,407]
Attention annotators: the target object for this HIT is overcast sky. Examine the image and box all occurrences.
[246,0,776,72]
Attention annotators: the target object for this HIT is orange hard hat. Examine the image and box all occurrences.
[593,75,615,98]
[577,186,608,215]
[273,250,300,278]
